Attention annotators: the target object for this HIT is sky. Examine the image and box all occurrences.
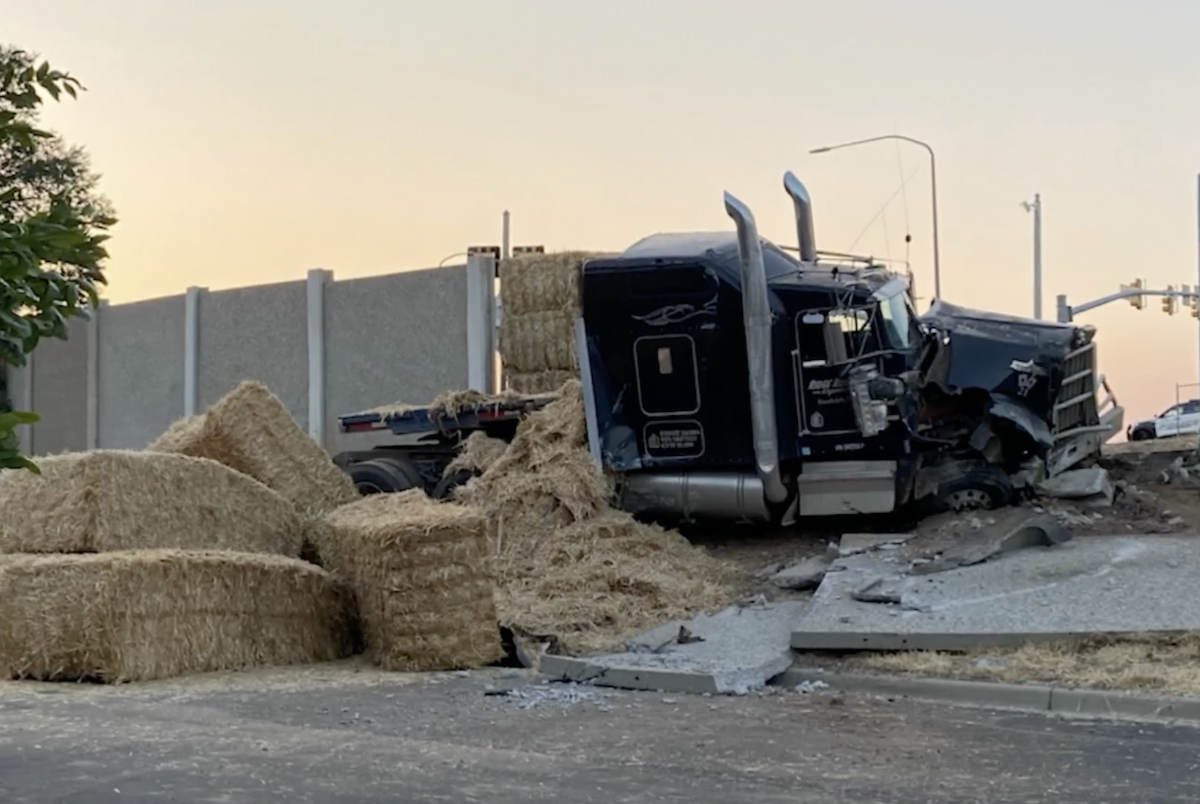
[6,0,1200,423]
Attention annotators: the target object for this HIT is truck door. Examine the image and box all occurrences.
[793,308,876,436]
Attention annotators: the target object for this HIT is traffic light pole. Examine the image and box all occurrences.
[1056,287,1198,323]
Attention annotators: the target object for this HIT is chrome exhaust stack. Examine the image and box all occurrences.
[723,191,788,505]
[783,171,817,262]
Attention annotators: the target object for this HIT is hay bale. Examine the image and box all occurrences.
[507,370,577,395]
[0,550,355,682]
[454,381,731,652]
[324,490,503,671]
[149,381,359,518]
[498,251,596,317]
[0,450,306,556]
[498,309,578,373]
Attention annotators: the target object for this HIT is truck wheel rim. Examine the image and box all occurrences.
[947,488,991,511]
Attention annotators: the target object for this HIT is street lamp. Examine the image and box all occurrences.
[810,134,941,301]
[1021,193,1042,320]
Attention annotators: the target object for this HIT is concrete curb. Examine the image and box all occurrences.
[777,667,1200,723]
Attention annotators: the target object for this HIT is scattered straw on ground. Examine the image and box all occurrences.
[445,431,508,477]
[506,370,577,395]
[0,550,355,682]
[0,450,306,556]
[454,380,731,653]
[848,633,1200,697]
[324,490,503,671]
[149,380,359,518]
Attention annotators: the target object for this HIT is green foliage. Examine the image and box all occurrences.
[0,45,114,471]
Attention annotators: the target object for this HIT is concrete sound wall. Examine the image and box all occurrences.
[4,259,496,459]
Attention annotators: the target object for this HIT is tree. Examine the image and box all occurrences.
[0,46,114,471]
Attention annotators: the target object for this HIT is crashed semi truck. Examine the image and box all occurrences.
[333,171,1124,524]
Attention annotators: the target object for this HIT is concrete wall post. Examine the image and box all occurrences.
[306,268,334,446]
[465,254,496,393]
[183,286,205,416]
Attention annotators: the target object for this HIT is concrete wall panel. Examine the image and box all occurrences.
[29,316,90,455]
[97,296,186,449]
[198,281,309,427]
[324,266,468,455]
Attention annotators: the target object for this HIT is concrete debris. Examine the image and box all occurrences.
[1038,466,1115,507]
[974,657,1007,670]
[542,602,806,695]
[851,577,904,605]
[792,535,1200,652]
[912,510,1071,575]
[795,679,829,694]
[838,533,914,557]
[771,554,835,591]
[496,683,600,709]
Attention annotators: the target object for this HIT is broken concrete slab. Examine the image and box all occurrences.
[792,534,1200,652]
[838,532,914,557]
[1038,466,1115,506]
[771,554,836,591]
[542,601,808,695]
[912,510,1070,574]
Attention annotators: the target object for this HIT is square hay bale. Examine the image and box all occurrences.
[506,370,577,395]
[498,251,595,317]
[0,450,306,556]
[149,380,359,518]
[498,309,578,374]
[324,490,503,671]
[0,550,355,682]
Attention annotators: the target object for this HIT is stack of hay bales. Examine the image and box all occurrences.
[499,251,605,394]
[454,380,731,653]
[0,446,354,682]
[323,490,503,671]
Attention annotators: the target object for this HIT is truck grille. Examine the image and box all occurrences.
[1052,341,1101,437]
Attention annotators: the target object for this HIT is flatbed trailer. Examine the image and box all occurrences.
[333,394,558,498]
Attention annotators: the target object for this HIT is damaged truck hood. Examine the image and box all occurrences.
[917,300,1084,445]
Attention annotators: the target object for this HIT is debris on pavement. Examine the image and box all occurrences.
[490,682,604,710]
[791,534,1200,652]
[541,602,806,695]
[1038,466,1115,507]
[838,533,914,557]
[911,510,1071,575]
[771,554,837,591]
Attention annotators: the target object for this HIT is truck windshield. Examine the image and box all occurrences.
[878,291,918,350]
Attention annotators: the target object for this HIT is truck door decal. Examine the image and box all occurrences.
[643,419,705,459]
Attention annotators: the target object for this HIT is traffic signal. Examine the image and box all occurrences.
[1163,285,1177,315]
[1121,278,1146,309]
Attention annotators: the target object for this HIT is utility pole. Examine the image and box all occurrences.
[501,210,511,260]
[1021,194,1042,319]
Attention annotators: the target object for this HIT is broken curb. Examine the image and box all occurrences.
[775,668,1200,724]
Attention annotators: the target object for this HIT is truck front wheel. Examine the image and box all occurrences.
[349,457,425,496]
[924,461,1014,514]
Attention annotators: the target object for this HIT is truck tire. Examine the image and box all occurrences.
[928,462,1013,513]
[349,457,425,496]
[432,469,476,501]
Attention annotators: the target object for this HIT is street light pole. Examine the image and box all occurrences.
[810,134,941,301]
[1022,193,1042,319]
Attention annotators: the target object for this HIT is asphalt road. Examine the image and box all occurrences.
[0,667,1198,803]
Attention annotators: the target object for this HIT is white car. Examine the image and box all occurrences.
[1127,399,1200,441]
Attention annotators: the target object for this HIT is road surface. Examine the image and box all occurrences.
[0,666,1197,803]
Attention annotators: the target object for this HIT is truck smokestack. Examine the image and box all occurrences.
[723,191,788,505]
[783,171,817,262]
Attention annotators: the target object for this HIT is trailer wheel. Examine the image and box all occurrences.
[432,469,477,501]
[349,457,424,496]
[927,462,1013,513]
